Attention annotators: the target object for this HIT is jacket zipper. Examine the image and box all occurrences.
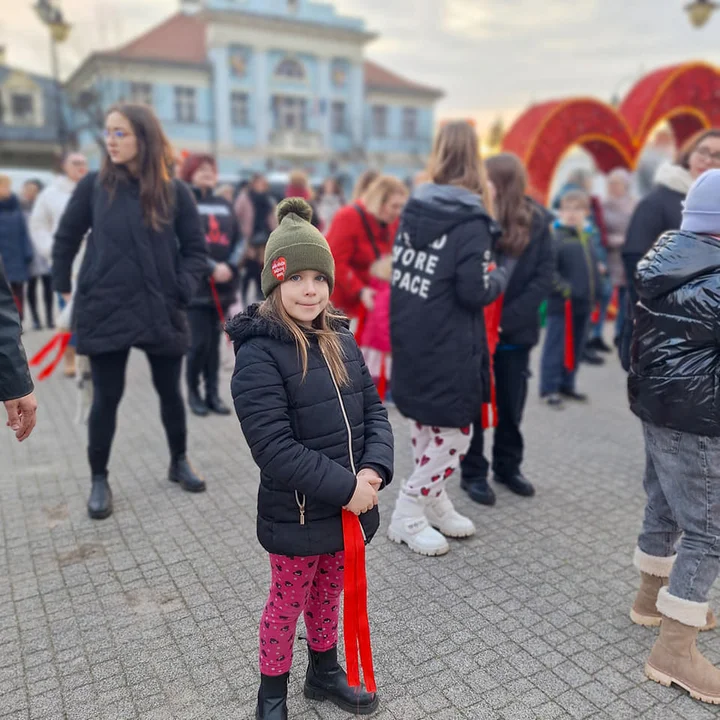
[321,350,367,542]
[295,490,305,525]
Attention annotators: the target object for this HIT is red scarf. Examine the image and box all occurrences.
[482,295,504,429]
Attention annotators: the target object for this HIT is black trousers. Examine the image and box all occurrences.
[461,347,531,481]
[27,274,54,328]
[186,306,222,397]
[242,259,262,306]
[88,349,186,475]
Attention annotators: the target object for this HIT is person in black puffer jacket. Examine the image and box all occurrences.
[180,153,241,418]
[228,198,393,720]
[52,104,209,521]
[388,122,507,558]
[627,169,720,705]
[461,153,553,506]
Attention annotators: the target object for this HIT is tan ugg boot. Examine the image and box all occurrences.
[631,548,716,630]
[63,346,77,378]
[646,588,720,704]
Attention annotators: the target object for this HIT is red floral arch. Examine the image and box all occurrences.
[502,61,720,203]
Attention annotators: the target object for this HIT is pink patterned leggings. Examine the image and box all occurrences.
[259,551,344,676]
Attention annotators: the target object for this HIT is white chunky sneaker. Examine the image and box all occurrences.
[424,490,476,538]
[388,491,450,556]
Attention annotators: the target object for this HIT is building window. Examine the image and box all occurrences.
[272,95,307,131]
[231,92,249,127]
[402,107,418,139]
[10,93,34,124]
[371,105,388,137]
[174,86,196,123]
[331,101,347,134]
[129,82,152,106]
[275,57,305,80]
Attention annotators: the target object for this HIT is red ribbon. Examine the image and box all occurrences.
[209,277,226,325]
[564,298,575,372]
[342,509,376,693]
[482,294,504,429]
[376,353,387,403]
[29,332,73,380]
[353,305,368,344]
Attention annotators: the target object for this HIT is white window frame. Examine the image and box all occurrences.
[174,86,197,123]
[129,82,153,106]
[331,101,347,134]
[231,91,250,128]
[371,105,388,138]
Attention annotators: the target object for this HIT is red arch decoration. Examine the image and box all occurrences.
[502,61,720,203]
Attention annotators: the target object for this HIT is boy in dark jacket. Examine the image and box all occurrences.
[628,169,720,705]
[539,189,600,407]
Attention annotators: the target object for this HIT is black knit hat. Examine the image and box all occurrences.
[261,198,335,297]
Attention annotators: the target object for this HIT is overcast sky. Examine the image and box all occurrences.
[2,0,719,132]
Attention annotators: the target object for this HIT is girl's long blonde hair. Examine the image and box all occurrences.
[428,121,494,215]
[260,290,350,387]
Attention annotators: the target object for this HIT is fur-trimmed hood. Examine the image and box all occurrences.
[654,163,694,195]
[225,302,350,351]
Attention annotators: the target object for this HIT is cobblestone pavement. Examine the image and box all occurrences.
[2,329,720,720]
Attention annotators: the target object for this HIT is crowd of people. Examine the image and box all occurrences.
[2,100,720,715]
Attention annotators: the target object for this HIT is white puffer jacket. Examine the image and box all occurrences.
[29,175,78,270]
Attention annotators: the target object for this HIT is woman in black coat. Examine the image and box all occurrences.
[619,128,720,370]
[180,153,241,418]
[52,104,209,520]
[460,153,553,506]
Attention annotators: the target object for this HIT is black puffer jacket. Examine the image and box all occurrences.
[52,172,208,357]
[390,183,505,428]
[629,231,720,436]
[227,304,394,557]
[498,199,554,347]
[0,259,33,402]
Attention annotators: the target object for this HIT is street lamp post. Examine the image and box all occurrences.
[33,0,71,156]
[685,0,718,27]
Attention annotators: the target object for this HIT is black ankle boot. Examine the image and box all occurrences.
[88,474,113,520]
[206,393,231,416]
[168,456,206,493]
[256,672,289,720]
[494,471,535,497]
[188,387,209,417]
[460,475,496,506]
[304,646,379,715]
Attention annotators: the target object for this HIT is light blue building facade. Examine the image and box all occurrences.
[63,0,443,186]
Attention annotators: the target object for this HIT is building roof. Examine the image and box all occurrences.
[98,13,208,66]
[92,12,442,98]
[363,59,443,98]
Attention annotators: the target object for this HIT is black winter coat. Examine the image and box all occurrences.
[498,199,554,347]
[52,172,208,357]
[189,188,241,310]
[629,231,720,436]
[0,259,33,402]
[0,195,33,284]
[227,305,394,557]
[390,183,505,429]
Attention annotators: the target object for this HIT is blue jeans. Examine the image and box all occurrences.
[638,422,720,603]
[589,280,613,340]
[539,310,590,395]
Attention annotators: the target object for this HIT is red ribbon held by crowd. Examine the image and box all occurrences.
[29,332,73,380]
[341,509,376,693]
[564,298,575,372]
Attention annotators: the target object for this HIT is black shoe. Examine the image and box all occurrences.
[206,394,231,416]
[559,388,588,402]
[88,474,113,520]
[47,321,55,330]
[256,672,289,720]
[188,388,209,417]
[460,475,496,506]
[169,456,206,493]
[494,472,535,498]
[304,645,379,715]
[595,338,612,353]
[542,393,565,409]
[32,321,42,331]
[581,349,605,365]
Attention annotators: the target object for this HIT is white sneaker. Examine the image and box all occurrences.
[388,491,450,556]
[424,490,476,538]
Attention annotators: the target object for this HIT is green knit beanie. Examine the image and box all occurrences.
[261,198,335,297]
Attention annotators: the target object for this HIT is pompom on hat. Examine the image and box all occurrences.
[261,198,336,297]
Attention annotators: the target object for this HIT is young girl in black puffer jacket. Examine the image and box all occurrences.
[226,198,393,720]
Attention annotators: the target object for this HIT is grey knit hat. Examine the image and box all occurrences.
[681,169,720,235]
[261,198,335,298]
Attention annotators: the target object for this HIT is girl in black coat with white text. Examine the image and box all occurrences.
[52,104,209,521]
[461,153,553,506]
[227,198,393,720]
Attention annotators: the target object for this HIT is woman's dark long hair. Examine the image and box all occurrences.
[676,128,720,169]
[486,153,532,257]
[100,103,175,231]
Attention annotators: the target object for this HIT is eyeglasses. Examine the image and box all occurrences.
[103,129,133,140]
[694,147,720,164]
